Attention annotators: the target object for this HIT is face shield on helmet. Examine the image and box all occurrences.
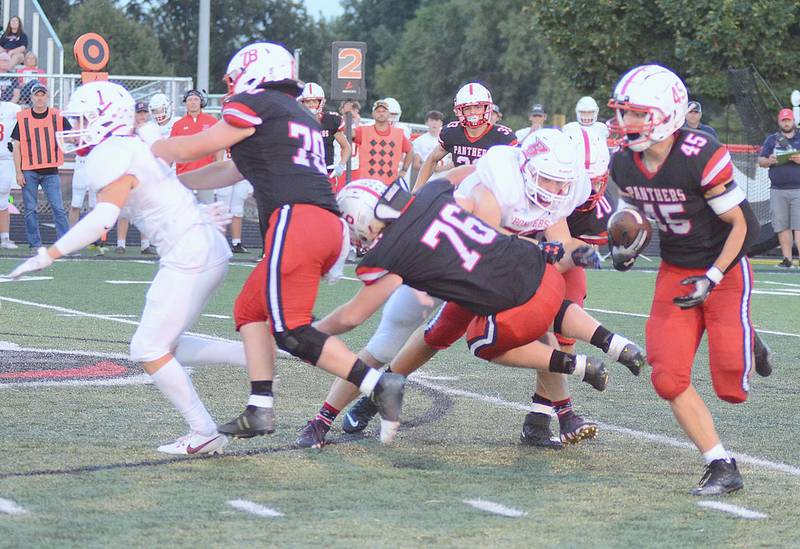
[299,82,325,115]
[608,64,688,152]
[224,42,301,96]
[569,127,610,212]
[575,96,599,126]
[454,83,492,128]
[383,97,402,124]
[148,93,172,125]
[56,81,135,156]
[519,129,578,212]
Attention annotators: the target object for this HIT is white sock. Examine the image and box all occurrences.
[141,239,150,249]
[247,394,273,408]
[531,403,555,416]
[149,358,216,436]
[117,239,126,248]
[232,238,241,246]
[606,334,630,360]
[359,368,382,395]
[1,232,9,242]
[702,443,731,464]
[572,355,587,381]
[173,335,247,367]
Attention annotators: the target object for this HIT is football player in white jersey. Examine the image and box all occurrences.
[5,81,247,456]
[563,96,610,143]
[147,92,180,137]
[0,100,20,248]
[300,129,644,448]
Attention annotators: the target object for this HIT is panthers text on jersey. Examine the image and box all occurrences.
[455,145,591,236]
[318,111,344,168]
[566,190,617,245]
[610,128,759,268]
[222,86,340,220]
[356,178,546,316]
[438,121,516,166]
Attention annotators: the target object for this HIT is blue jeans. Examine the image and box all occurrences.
[22,170,69,248]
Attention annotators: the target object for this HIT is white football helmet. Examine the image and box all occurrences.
[454,83,492,128]
[337,179,409,246]
[225,42,300,96]
[383,97,402,124]
[608,64,688,151]
[519,129,579,211]
[148,93,172,125]
[56,81,134,156]
[568,126,610,212]
[575,96,599,126]
[299,82,325,115]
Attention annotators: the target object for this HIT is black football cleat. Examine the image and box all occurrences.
[296,418,330,449]
[558,413,598,444]
[520,412,563,449]
[231,243,249,254]
[754,333,772,377]
[370,373,406,444]
[583,357,609,391]
[608,336,645,376]
[218,405,274,439]
[692,458,743,496]
[342,395,379,434]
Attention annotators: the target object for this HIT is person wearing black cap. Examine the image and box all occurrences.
[516,103,547,141]
[684,101,718,138]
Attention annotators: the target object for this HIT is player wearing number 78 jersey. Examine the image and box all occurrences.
[608,64,766,496]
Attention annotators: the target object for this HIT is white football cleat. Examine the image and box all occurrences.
[157,432,228,456]
[1,240,18,249]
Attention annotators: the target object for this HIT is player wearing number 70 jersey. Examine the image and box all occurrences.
[152,42,408,445]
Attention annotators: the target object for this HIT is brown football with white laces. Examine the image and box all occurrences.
[607,207,652,251]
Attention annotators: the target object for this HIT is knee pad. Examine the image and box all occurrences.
[273,324,329,364]
[650,369,690,401]
[552,300,573,335]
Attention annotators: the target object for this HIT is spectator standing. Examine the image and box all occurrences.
[684,101,718,139]
[516,103,547,141]
[0,99,20,248]
[0,16,27,66]
[757,108,800,267]
[490,104,503,125]
[170,89,220,204]
[353,99,412,187]
[412,110,450,181]
[0,52,20,103]
[11,83,69,250]
[17,52,46,104]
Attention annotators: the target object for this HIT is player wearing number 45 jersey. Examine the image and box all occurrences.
[609,64,772,496]
[152,42,408,445]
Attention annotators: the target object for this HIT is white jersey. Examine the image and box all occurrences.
[515,127,534,143]
[85,135,230,269]
[0,101,20,161]
[563,121,609,143]
[455,145,590,235]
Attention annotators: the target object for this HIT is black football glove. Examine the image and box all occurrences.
[538,241,565,264]
[571,245,602,269]
[673,275,716,309]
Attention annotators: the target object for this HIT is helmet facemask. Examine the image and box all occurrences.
[455,102,491,128]
[575,173,608,212]
[607,102,660,151]
[521,159,574,212]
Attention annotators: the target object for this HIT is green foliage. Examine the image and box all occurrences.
[57,0,172,75]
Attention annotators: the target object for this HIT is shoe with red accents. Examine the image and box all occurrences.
[156,431,228,455]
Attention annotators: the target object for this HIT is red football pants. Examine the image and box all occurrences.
[647,258,755,403]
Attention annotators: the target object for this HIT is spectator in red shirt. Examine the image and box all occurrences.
[170,89,221,203]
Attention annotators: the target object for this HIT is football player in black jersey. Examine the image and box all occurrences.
[608,64,770,496]
[298,82,351,186]
[152,42,407,445]
[414,82,516,190]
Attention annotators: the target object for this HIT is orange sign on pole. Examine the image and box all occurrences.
[74,33,110,83]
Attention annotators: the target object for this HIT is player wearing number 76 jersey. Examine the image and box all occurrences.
[152,42,408,445]
[608,64,768,496]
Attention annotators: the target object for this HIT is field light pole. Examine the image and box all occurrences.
[197,0,210,93]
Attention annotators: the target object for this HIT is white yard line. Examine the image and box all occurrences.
[762,280,800,288]
[409,376,800,478]
[0,497,29,515]
[227,499,283,518]
[0,276,52,284]
[696,501,767,520]
[463,499,526,518]
[105,280,151,285]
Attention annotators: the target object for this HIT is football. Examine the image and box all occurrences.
[607,206,653,251]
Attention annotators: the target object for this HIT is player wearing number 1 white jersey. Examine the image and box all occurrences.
[0,100,20,248]
[6,81,246,456]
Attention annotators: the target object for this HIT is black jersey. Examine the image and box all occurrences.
[438,121,517,166]
[222,87,339,219]
[356,179,546,316]
[610,128,758,268]
[319,111,343,167]
[566,191,618,245]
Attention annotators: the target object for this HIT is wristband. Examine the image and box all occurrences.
[705,266,724,284]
